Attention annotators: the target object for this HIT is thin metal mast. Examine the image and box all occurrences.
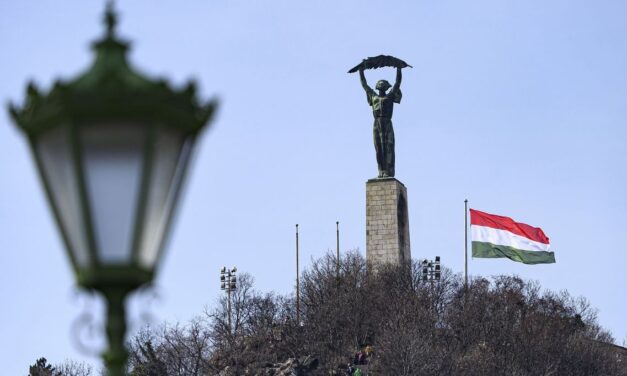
[336,221,340,279]
[296,224,300,324]
[465,199,469,289]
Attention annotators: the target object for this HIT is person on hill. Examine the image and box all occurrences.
[346,364,355,375]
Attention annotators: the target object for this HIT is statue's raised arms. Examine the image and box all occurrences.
[349,55,412,178]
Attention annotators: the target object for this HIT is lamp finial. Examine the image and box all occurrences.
[104,0,117,37]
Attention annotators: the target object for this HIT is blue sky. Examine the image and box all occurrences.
[1,0,626,373]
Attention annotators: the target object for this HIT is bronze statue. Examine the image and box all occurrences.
[349,55,411,178]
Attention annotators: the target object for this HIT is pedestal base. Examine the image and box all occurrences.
[366,178,411,265]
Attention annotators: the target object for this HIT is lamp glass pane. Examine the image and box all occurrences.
[81,123,145,264]
[36,127,91,267]
[138,130,193,269]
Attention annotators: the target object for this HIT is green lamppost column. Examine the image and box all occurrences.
[8,3,217,375]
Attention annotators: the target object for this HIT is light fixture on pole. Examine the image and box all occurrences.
[421,256,442,284]
[8,3,217,375]
[220,266,237,332]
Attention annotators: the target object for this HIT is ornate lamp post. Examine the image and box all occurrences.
[8,3,216,375]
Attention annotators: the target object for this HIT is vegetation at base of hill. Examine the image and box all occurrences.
[27,251,625,375]
[125,250,626,376]
[27,357,93,376]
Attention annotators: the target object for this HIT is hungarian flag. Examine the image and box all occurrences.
[470,209,555,264]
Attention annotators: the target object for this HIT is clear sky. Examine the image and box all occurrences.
[1,0,626,373]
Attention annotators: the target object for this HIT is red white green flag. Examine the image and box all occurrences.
[470,209,555,264]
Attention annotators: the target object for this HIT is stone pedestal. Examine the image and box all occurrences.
[366,178,411,265]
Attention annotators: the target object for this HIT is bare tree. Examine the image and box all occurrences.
[123,251,626,376]
[128,320,213,376]
[55,360,93,376]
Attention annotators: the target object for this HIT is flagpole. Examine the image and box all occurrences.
[464,199,468,289]
[336,221,340,279]
[295,224,300,325]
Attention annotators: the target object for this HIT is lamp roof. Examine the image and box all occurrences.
[9,2,217,135]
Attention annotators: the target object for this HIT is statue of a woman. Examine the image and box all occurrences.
[359,66,402,178]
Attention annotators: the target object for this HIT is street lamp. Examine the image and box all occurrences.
[8,3,216,375]
[220,266,237,332]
